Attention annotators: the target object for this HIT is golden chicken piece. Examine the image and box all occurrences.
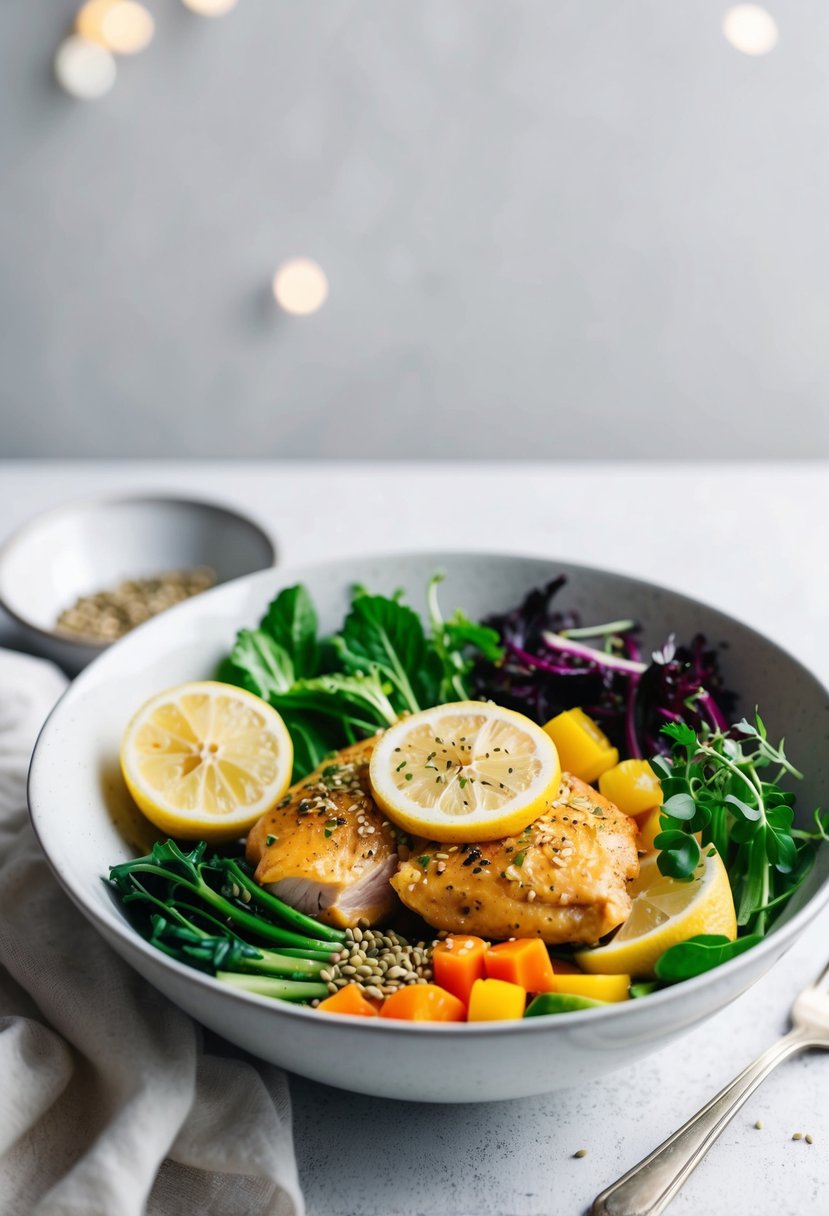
[391,775,639,945]
[246,737,400,929]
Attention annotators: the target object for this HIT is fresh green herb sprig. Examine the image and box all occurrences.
[652,714,827,939]
[108,839,342,1000]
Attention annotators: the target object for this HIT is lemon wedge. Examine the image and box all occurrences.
[575,849,737,979]
[368,701,561,843]
[120,681,293,843]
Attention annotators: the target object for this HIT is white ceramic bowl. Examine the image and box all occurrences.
[0,495,276,672]
[27,552,829,1102]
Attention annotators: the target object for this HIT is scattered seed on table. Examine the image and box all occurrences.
[573,1149,588,1159]
[792,1132,803,1141]
[754,1120,764,1130]
[806,1134,814,1145]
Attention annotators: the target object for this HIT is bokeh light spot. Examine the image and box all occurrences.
[181,0,240,16]
[722,5,779,56]
[54,35,117,99]
[272,259,330,316]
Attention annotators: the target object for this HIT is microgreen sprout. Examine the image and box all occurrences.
[653,714,828,941]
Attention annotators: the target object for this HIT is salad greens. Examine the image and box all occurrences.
[643,714,829,983]
[469,575,734,761]
[109,839,342,999]
[654,934,763,983]
[652,714,827,938]
[218,575,502,779]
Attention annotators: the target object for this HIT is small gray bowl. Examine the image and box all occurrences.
[0,494,276,673]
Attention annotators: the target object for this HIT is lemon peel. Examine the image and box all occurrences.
[368,701,561,843]
[575,849,737,979]
[120,680,293,843]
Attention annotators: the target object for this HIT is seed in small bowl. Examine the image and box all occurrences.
[55,567,216,642]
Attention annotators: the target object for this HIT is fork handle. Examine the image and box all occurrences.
[592,1026,815,1216]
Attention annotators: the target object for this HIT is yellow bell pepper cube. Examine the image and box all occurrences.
[634,805,664,852]
[542,708,619,784]
[467,977,527,1021]
[599,759,663,817]
[552,973,630,1002]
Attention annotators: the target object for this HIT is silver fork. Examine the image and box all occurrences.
[591,958,829,1216]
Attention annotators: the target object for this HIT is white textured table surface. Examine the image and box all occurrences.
[2,459,828,1216]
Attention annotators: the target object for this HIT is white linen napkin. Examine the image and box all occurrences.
[0,649,304,1216]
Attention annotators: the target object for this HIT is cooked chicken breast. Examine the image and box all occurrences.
[246,737,399,929]
[391,775,639,944]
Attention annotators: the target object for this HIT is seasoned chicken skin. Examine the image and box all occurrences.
[391,775,639,945]
[246,738,399,929]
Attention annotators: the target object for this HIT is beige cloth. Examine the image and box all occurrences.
[0,650,304,1216]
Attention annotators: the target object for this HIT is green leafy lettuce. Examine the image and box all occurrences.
[218,575,502,779]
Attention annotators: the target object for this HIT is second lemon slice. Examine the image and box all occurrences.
[120,680,293,843]
[575,849,737,979]
[368,701,561,843]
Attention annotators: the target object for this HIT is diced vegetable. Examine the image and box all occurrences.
[466,977,527,1021]
[524,992,609,1016]
[379,984,466,1022]
[318,984,379,1017]
[635,805,663,852]
[484,938,556,993]
[552,973,630,1002]
[432,936,489,1006]
[598,759,663,817]
[542,708,619,784]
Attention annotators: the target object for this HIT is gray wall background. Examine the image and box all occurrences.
[1,1,826,459]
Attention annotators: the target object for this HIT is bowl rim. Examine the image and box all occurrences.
[0,491,277,651]
[26,546,829,1038]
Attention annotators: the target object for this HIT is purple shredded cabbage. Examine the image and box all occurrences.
[470,576,735,759]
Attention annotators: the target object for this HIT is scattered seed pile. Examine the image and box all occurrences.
[56,567,216,641]
[313,923,437,1005]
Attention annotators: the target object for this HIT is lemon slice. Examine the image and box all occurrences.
[368,701,561,843]
[120,681,293,843]
[575,849,737,979]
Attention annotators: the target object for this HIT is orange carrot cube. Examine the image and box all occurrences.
[317,983,379,1017]
[432,935,489,1006]
[484,938,557,993]
[379,983,466,1022]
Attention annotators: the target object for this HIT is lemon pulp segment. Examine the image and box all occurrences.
[120,681,293,842]
[369,701,561,843]
[575,850,737,979]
